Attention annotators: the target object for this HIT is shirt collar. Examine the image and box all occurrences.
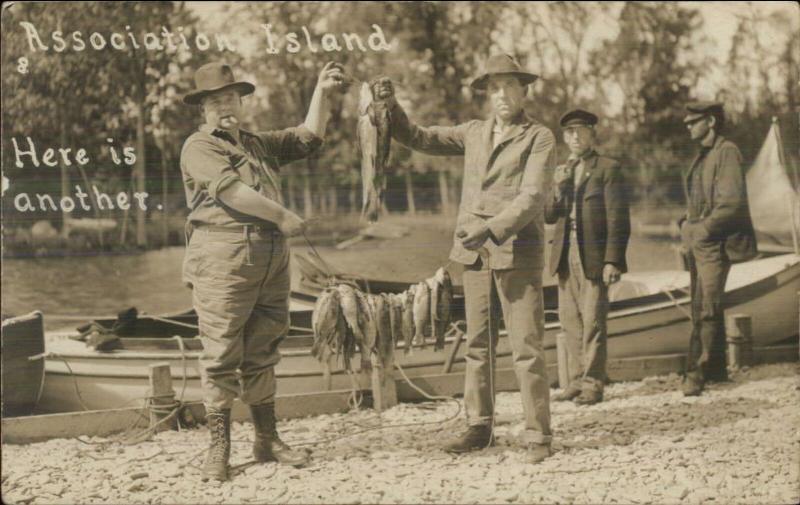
[493,111,529,129]
[199,124,244,146]
[570,148,596,162]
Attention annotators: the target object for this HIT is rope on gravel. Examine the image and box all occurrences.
[69,339,194,454]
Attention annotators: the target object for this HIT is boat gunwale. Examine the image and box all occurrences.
[43,256,799,364]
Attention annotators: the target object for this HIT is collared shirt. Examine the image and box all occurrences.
[180,124,322,228]
[491,112,527,149]
[569,149,595,223]
[491,122,506,149]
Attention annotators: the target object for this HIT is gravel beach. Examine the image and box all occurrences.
[3,363,799,505]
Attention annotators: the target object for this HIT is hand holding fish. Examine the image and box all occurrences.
[457,222,491,251]
[358,75,394,222]
[316,62,348,93]
[369,76,395,101]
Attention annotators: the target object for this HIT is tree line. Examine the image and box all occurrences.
[2,1,798,251]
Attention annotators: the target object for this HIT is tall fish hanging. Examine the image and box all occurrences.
[357,77,393,222]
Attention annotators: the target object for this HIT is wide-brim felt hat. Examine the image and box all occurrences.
[683,100,723,123]
[183,62,255,105]
[470,54,538,90]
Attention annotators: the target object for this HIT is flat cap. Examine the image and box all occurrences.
[559,109,598,128]
[684,101,723,123]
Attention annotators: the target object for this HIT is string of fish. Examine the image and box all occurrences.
[310,265,455,372]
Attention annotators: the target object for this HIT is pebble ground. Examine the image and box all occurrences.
[2,363,799,504]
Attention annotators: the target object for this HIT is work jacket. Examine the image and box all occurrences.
[390,105,555,270]
[544,150,631,280]
[680,135,757,263]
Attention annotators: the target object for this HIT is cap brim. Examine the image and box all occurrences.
[183,81,255,105]
[683,112,705,123]
[562,119,594,128]
[470,72,538,90]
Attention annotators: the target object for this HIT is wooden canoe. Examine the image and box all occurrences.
[38,253,799,413]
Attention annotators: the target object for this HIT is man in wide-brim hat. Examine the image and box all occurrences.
[380,53,555,463]
[179,61,346,482]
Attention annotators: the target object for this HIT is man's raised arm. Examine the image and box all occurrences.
[388,95,470,157]
[258,62,347,166]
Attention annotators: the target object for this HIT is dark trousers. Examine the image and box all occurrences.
[685,243,731,383]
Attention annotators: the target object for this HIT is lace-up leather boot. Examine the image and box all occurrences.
[201,408,231,482]
[250,403,309,467]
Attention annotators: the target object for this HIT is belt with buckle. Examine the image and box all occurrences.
[199,224,281,235]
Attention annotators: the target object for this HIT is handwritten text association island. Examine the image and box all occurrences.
[17,22,393,55]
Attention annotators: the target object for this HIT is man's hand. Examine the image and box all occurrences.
[316,62,347,93]
[602,263,622,286]
[553,163,574,195]
[279,211,307,237]
[457,222,491,251]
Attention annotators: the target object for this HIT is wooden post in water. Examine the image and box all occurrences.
[726,314,753,370]
[370,353,398,412]
[148,362,177,432]
[556,332,570,389]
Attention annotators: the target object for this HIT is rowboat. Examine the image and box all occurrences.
[38,252,800,413]
[1,311,46,417]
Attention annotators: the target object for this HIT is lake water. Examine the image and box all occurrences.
[2,229,680,331]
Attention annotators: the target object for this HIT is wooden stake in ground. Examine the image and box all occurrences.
[442,327,465,374]
[148,362,177,432]
[370,353,397,412]
[726,314,753,369]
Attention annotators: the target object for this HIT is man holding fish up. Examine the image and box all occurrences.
[180,61,346,481]
[383,54,556,463]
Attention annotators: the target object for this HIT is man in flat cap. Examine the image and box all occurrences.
[180,61,346,481]
[679,100,757,396]
[377,54,555,463]
[545,109,630,405]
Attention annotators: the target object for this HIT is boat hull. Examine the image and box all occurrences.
[2,311,46,416]
[39,254,800,413]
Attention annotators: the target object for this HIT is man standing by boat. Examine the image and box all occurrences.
[545,109,630,405]
[180,61,345,481]
[679,101,757,396]
[383,54,555,463]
